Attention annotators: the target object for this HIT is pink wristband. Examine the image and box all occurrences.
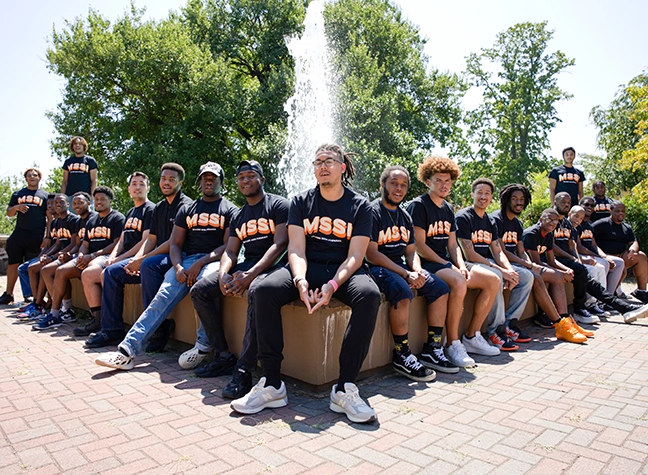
[327,279,339,292]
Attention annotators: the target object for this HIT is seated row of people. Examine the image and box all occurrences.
[7,146,648,425]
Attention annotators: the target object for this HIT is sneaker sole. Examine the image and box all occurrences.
[95,359,134,371]
[393,365,437,382]
[463,345,500,357]
[33,323,62,331]
[419,358,460,374]
[231,397,288,415]
[329,402,377,424]
[624,305,648,323]
[556,334,587,344]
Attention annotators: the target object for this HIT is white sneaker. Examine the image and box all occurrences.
[95,351,134,370]
[445,340,475,367]
[573,309,600,324]
[178,346,208,369]
[230,377,288,415]
[623,304,648,324]
[462,331,500,356]
[330,383,376,424]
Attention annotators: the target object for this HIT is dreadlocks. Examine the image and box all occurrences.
[315,143,357,187]
[499,183,532,213]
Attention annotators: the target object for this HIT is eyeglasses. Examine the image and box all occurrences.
[582,203,594,207]
[312,158,342,168]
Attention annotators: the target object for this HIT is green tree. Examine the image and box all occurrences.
[43,167,64,194]
[0,175,22,235]
[463,21,574,189]
[586,73,648,197]
[324,0,466,199]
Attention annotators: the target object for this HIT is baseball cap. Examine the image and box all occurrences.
[197,161,224,182]
[236,160,264,177]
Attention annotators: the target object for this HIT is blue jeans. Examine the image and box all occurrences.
[369,264,450,308]
[101,260,142,332]
[18,257,38,297]
[119,253,219,357]
[478,260,534,334]
[140,254,173,309]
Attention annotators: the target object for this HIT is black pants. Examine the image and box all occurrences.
[557,258,636,313]
[255,263,381,384]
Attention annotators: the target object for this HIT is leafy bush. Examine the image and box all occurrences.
[520,171,551,228]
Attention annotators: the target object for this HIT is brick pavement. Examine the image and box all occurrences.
[2,279,648,474]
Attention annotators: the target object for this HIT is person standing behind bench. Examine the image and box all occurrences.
[231,144,381,424]
[0,168,49,306]
[549,146,585,206]
[95,162,237,371]
[190,160,289,401]
[85,163,193,349]
[366,165,453,382]
[61,136,98,203]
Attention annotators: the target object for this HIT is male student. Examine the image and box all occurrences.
[95,162,237,370]
[549,146,585,206]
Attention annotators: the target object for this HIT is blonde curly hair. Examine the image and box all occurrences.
[417,156,461,184]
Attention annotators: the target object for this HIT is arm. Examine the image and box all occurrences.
[545,249,574,281]
[549,178,557,205]
[183,230,229,287]
[228,224,289,295]
[578,182,584,202]
[447,232,469,279]
[413,226,450,265]
[366,242,421,289]
[124,234,159,275]
[89,169,98,195]
[61,170,69,195]
[288,224,315,313]
[218,236,243,295]
[169,225,187,283]
[310,235,370,313]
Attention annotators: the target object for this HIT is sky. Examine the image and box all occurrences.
[1,0,646,182]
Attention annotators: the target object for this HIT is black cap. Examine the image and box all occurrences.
[236,160,264,177]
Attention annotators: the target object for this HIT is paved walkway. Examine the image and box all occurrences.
[2,279,648,474]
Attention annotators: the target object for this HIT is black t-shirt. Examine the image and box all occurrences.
[76,212,96,242]
[455,207,498,259]
[592,217,635,255]
[576,220,595,253]
[549,164,585,206]
[8,187,49,232]
[288,186,372,264]
[523,223,554,262]
[591,196,613,222]
[150,191,195,244]
[490,209,524,255]
[83,209,125,253]
[369,199,415,264]
[230,193,289,262]
[50,214,79,250]
[553,217,574,253]
[122,201,155,252]
[62,155,98,196]
[406,194,456,262]
[176,197,238,255]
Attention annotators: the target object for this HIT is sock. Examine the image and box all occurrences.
[118,347,131,358]
[557,313,569,322]
[61,298,72,311]
[393,333,410,354]
[51,309,60,318]
[264,373,282,390]
[336,379,352,393]
[464,334,474,340]
[90,306,101,319]
[427,326,443,345]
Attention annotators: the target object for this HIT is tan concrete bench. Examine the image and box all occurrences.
[72,279,559,389]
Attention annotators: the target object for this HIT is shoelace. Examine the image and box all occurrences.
[403,354,424,370]
[433,347,450,362]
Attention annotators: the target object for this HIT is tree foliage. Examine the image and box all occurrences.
[46,1,306,209]
[463,21,574,190]
[324,0,466,199]
[0,175,22,235]
[585,73,648,196]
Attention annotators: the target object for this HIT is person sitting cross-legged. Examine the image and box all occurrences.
[366,165,454,382]
[94,162,237,370]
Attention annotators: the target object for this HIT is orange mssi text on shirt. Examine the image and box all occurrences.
[303,216,353,240]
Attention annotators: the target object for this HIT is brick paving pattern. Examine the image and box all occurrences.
[2,281,648,474]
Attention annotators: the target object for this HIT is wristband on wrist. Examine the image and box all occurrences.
[293,276,305,287]
[327,279,339,292]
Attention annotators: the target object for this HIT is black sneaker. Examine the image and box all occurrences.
[419,343,459,374]
[631,289,648,304]
[505,320,532,343]
[60,308,77,323]
[602,304,620,315]
[85,330,125,348]
[73,316,101,337]
[195,353,237,378]
[392,350,436,382]
[145,319,175,352]
[222,367,253,399]
[533,312,554,329]
[0,292,14,305]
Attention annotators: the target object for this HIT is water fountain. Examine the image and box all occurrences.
[278,0,335,197]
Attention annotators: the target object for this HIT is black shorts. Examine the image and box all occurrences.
[6,228,44,265]
[420,259,453,274]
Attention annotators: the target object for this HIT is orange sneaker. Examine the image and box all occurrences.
[568,316,595,338]
[555,317,587,344]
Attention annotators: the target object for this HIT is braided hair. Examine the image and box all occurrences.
[315,143,357,187]
[498,183,531,212]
